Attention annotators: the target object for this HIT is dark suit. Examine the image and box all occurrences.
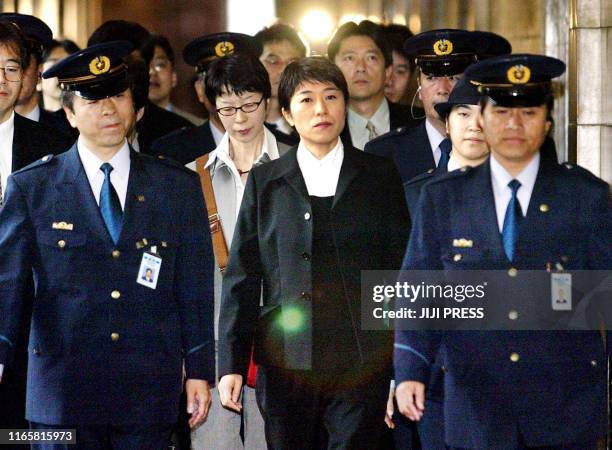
[0,114,73,435]
[137,101,193,155]
[265,122,300,147]
[0,146,214,433]
[395,152,611,449]
[365,120,434,183]
[341,101,423,150]
[219,145,410,448]
[151,119,217,165]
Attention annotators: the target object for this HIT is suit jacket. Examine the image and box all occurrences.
[395,154,611,448]
[365,120,434,183]
[151,120,217,165]
[218,145,410,377]
[265,121,300,147]
[12,113,73,170]
[340,101,424,150]
[137,101,193,155]
[0,145,215,425]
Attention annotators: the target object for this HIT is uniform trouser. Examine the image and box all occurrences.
[29,421,173,450]
[190,385,266,450]
[255,365,389,450]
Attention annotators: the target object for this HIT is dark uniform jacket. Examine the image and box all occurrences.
[0,146,215,425]
[137,101,193,155]
[341,101,423,150]
[151,120,217,165]
[218,145,410,377]
[395,153,611,448]
[12,113,73,169]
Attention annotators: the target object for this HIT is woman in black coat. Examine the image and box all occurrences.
[217,57,410,449]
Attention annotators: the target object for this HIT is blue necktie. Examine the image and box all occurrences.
[99,163,123,243]
[437,138,452,172]
[502,179,523,262]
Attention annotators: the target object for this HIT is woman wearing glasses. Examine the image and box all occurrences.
[217,57,410,449]
[187,51,287,450]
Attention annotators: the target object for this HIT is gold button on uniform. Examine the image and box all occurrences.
[508,310,518,320]
[508,267,518,277]
[510,352,520,362]
[539,204,549,212]
[304,212,311,221]
[453,254,462,262]
[591,360,598,367]
[111,290,121,299]
[112,250,121,259]
[57,240,66,248]
[111,333,120,342]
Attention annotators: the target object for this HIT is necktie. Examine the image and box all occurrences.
[502,179,523,262]
[99,163,123,243]
[437,138,452,172]
[366,121,378,141]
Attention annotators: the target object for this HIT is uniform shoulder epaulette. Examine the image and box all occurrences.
[15,154,55,174]
[427,165,473,185]
[405,168,436,186]
[560,162,608,186]
[367,126,409,145]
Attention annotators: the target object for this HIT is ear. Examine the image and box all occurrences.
[445,117,450,136]
[63,105,78,129]
[281,107,294,127]
[544,120,552,134]
[136,106,145,122]
[194,80,205,103]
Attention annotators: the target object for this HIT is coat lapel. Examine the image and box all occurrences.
[274,147,309,200]
[54,145,110,244]
[332,146,363,208]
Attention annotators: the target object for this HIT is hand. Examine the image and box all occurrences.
[395,381,425,421]
[384,385,395,429]
[218,374,243,412]
[185,379,211,429]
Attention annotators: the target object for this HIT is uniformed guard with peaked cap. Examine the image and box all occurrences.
[0,40,215,448]
[0,12,52,50]
[151,32,264,164]
[365,29,510,183]
[395,53,611,449]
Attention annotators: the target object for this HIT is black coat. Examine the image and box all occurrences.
[137,101,193,155]
[151,120,217,165]
[340,101,424,150]
[218,145,410,377]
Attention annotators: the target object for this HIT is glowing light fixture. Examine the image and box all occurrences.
[301,9,334,42]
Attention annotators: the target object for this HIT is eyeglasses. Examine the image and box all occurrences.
[0,65,22,82]
[216,97,264,117]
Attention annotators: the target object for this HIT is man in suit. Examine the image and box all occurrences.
[327,20,422,150]
[0,41,215,449]
[395,54,611,449]
[151,32,262,164]
[0,22,73,437]
[365,29,511,182]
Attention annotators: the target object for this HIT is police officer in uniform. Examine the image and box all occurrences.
[365,29,510,182]
[151,33,263,164]
[395,54,611,449]
[0,41,215,449]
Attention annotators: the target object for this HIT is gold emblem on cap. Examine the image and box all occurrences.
[215,41,235,57]
[507,65,531,84]
[433,39,453,56]
[89,55,111,75]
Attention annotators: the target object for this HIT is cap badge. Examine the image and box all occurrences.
[433,39,453,56]
[89,55,111,75]
[507,64,531,84]
[215,41,235,57]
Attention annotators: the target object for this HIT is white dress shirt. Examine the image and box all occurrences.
[297,138,344,197]
[447,154,461,172]
[490,152,540,232]
[271,116,294,136]
[425,119,446,166]
[209,121,224,146]
[77,136,131,210]
[22,105,40,122]
[347,98,390,150]
[0,112,15,198]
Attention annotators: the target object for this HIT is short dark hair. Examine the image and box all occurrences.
[205,52,271,106]
[327,20,392,67]
[0,22,30,70]
[141,34,175,66]
[278,56,349,112]
[88,20,150,49]
[381,23,415,72]
[254,23,307,57]
[42,39,80,63]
